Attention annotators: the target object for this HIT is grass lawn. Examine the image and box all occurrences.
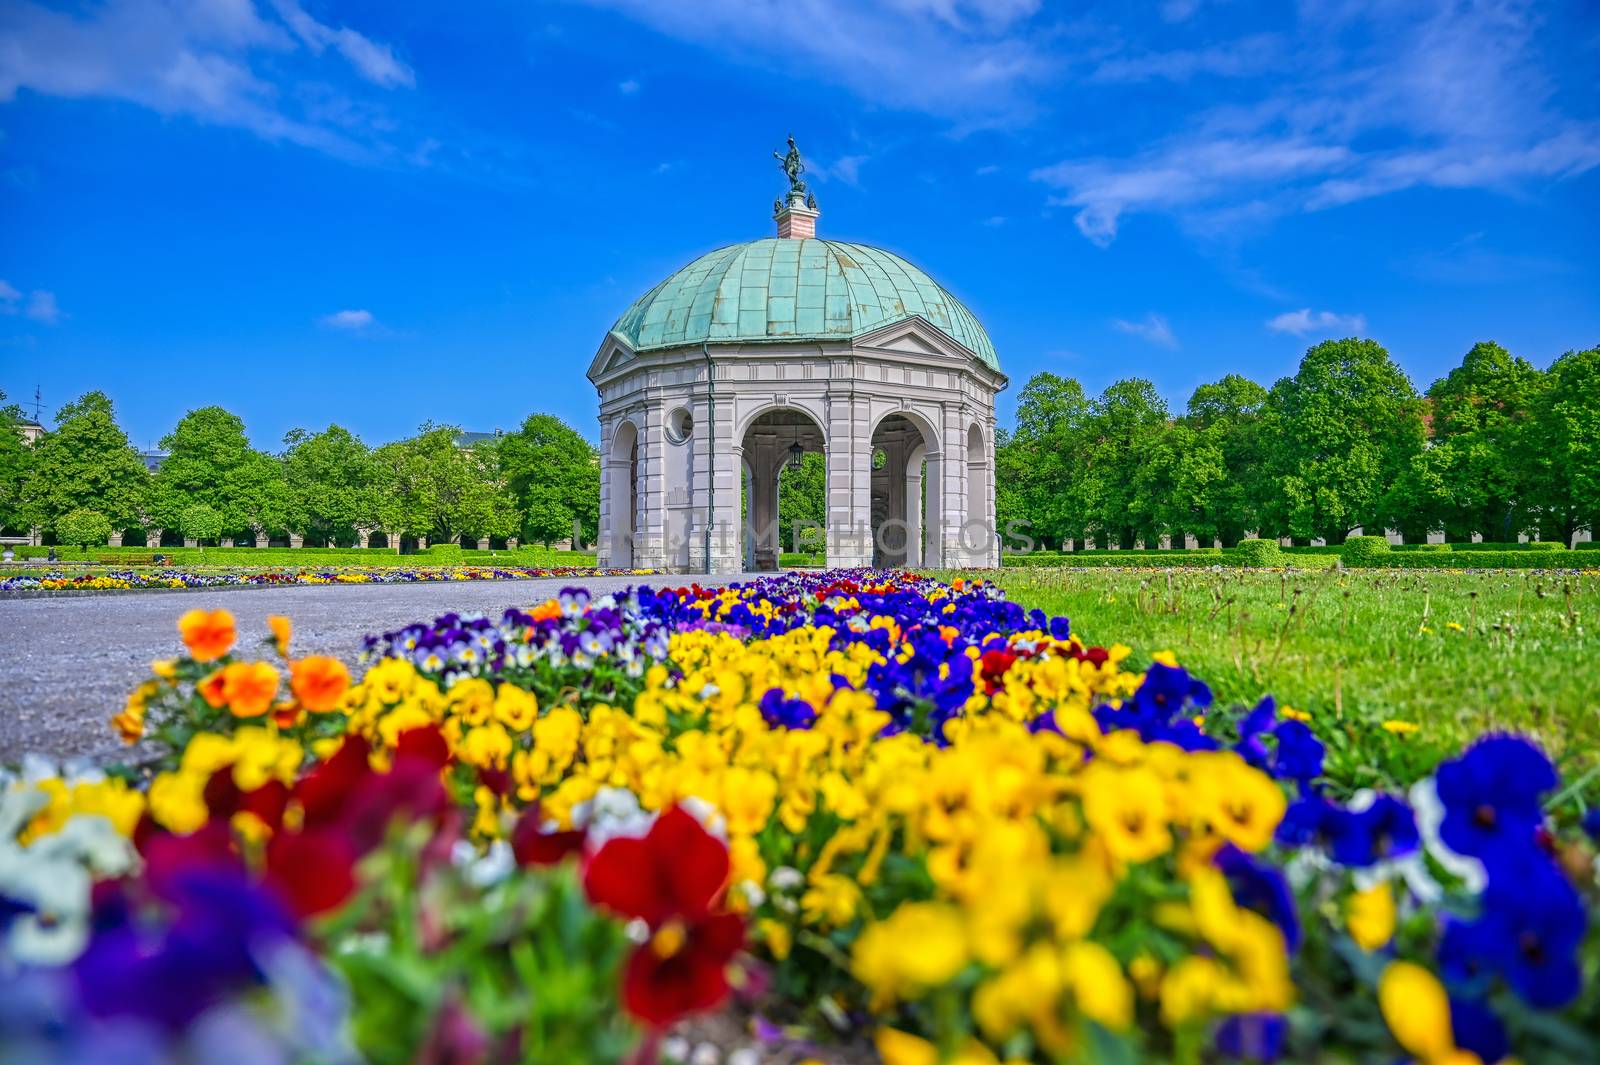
[978,566,1600,793]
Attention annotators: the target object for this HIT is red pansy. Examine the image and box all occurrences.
[582,807,744,1029]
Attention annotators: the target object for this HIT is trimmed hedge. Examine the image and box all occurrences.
[779,553,826,567]
[1352,550,1595,570]
[1002,552,1229,569]
[1577,541,1600,551]
[1341,535,1392,566]
[1233,539,1282,566]
[2,544,599,568]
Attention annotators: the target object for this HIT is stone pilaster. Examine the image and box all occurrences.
[289,533,304,549]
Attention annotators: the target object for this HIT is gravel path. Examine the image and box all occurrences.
[0,574,753,764]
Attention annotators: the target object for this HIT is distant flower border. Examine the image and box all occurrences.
[0,566,655,595]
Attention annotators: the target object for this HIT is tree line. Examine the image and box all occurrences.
[0,392,600,550]
[995,338,1599,549]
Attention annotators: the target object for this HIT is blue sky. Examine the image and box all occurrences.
[2,0,1597,451]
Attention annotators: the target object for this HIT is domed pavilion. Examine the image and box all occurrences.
[587,140,1007,573]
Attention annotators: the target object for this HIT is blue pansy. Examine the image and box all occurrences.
[1434,735,1556,863]
[1213,1012,1285,1062]
[1329,795,1419,868]
[1215,845,1301,953]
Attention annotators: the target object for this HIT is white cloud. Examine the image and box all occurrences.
[1033,2,1600,245]
[1266,308,1366,337]
[1160,0,1203,22]
[816,154,869,185]
[319,308,375,331]
[1090,34,1283,83]
[24,291,60,323]
[270,0,414,88]
[0,0,414,159]
[574,0,1056,120]
[617,78,639,94]
[0,281,61,323]
[1112,312,1178,348]
[1037,137,1351,246]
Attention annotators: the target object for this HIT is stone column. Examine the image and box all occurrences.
[29,526,42,547]
[476,536,490,551]
[220,537,234,548]
[1386,529,1404,545]
[356,528,371,549]
[1184,534,1200,549]
[183,537,198,548]
[147,528,164,549]
[108,531,124,547]
[387,530,401,553]
[1426,530,1446,544]
[693,385,744,575]
[289,533,304,548]
[904,455,923,567]
[825,389,873,569]
[1471,532,1484,543]
[254,528,269,549]
[416,536,428,551]
[507,537,519,551]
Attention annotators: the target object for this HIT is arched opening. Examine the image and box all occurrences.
[368,531,390,550]
[739,408,825,571]
[965,421,992,567]
[606,419,640,568]
[870,414,934,569]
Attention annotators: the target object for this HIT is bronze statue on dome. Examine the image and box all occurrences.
[773,136,810,205]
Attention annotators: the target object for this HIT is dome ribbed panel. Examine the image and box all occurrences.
[610,238,997,370]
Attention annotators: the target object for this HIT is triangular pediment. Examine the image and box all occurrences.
[587,333,639,382]
[853,315,981,367]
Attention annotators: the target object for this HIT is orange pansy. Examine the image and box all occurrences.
[268,615,293,657]
[291,655,352,712]
[222,661,280,718]
[179,608,237,662]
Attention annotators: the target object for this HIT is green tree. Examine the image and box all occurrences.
[778,451,826,551]
[283,425,379,546]
[180,502,224,546]
[1004,373,1093,549]
[1422,342,1547,541]
[149,407,258,534]
[231,451,297,543]
[0,390,32,532]
[1526,345,1600,544]
[1084,379,1170,548]
[1183,374,1270,545]
[22,391,149,534]
[497,415,600,548]
[1260,339,1426,542]
[56,508,113,551]
[374,425,517,545]
[1139,421,1228,545]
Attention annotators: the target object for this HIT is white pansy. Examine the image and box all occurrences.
[1408,776,1486,894]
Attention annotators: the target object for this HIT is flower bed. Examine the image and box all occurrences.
[3,570,1595,1064]
[0,565,650,593]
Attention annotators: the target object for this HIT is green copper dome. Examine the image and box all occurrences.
[611,238,998,371]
